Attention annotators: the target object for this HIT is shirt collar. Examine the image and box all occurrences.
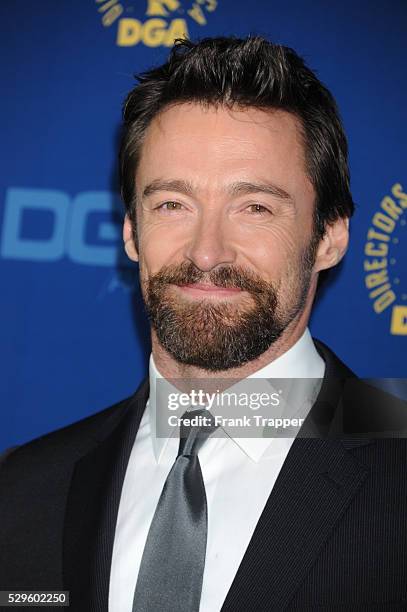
[148,327,325,463]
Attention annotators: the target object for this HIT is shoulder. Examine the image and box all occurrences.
[0,376,149,476]
[312,338,407,438]
[0,446,18,467]
[312,337,356,378]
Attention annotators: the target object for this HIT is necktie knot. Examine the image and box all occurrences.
[178,408,218,457]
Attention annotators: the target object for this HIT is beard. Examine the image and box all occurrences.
[140,242,317,372]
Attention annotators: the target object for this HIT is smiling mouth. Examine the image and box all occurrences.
[175,283,244,297]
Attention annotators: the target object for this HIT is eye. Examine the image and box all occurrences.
[246,204,272,216]
[156,201,184,212]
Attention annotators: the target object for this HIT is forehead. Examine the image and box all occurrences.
[136,102,312,197]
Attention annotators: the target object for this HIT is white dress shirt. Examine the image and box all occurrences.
[109,328,325,611]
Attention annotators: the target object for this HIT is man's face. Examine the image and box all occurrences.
[128,103,324,371]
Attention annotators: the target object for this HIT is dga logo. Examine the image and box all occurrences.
[0,188,127,268]
[95,0,218,48]
[363,182,407,336]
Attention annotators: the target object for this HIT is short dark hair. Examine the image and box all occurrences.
[119,36,355,240]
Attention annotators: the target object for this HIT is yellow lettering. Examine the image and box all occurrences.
[380,196,403,220]
[391,183,407,208]
[364,242,388,257]
[164,19,188,46]
[369,282,391,299]
[117,18,141,46]
[146,0,180,16]
[188,4,207,25]
[116,17,188,47]
[102,4,123,26]
[98,0,118,12]
[143,18,167,46]
[373,212,395,233]
[365,269,389,289]
[391,305,407,335]
[205,0,217,12]
[364,257,387,271]
[373,290,396,313]
[367,228,390,242]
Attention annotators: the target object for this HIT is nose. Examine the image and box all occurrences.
[184,209,237,272]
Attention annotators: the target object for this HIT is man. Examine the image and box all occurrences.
[0,36,406,611]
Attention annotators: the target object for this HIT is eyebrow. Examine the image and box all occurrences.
[143,179,194,199]
[142,178,294,204]
[229,181,293,203]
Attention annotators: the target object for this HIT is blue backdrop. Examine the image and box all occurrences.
[1,0,406,451]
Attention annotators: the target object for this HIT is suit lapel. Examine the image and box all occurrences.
[63,378,149,612]
[222,339,374,611]
[221,437,371,611]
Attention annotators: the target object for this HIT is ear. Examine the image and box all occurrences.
[123,214,139,262]
[313,217,349,273]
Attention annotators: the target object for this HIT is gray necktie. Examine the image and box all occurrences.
[132,408,218,612]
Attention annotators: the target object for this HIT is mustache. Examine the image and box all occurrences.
[147,261,273,295]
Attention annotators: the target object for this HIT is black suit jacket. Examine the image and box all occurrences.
[0,340,406,611]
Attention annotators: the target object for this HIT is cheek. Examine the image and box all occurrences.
[237,225,303,279]
[137,221,185,277]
